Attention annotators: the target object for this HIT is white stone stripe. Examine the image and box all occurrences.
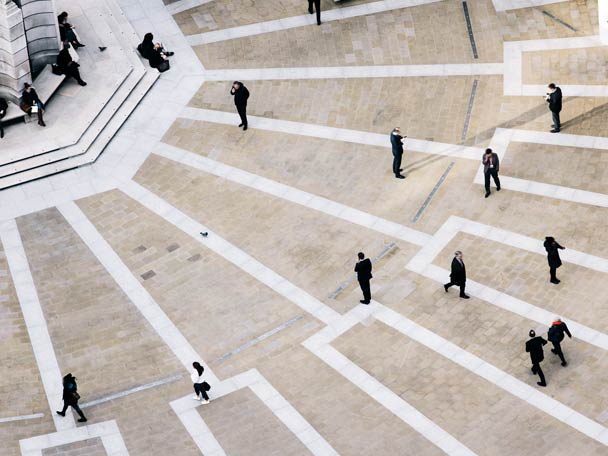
[0,220,75,432]
[167,0,215,15]
[372,303,608,446]
[179,107,483,160]
[153,144,431,246]
[57,202,219,384]
[119,180,340,325]
[20,420,129,456]
[302,306,477,456]
[187,0,445,45]
[0,413,44,424]
[491,0,568,11]
[170,407,226,456]
[202,63,504,81]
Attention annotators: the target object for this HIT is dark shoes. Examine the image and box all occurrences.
[359,300,370,305]
[308,7,313,13]
[56,411,65,417]
[78,81,87,86]
[485,192,491,198]
[550,279,560,284]
[561,362,567,367]
[550,129,559,133]
[165,51,175,57]
[497,186,501,191]
[460,294,470,299]
[444,284,449,292]
[243,125,248,131]
[238,123,243,127]
[537,382,547,387]
[395,174,406,179]
[39,121,46,127]
[99,46,107,52]
[78,417,87,422]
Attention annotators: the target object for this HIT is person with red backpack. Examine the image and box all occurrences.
[548,318,572,367]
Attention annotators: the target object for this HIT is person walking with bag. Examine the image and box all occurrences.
[56,373,87,422]
[548,318,572,367]
[191,362,210,404]
[543,236,565,284]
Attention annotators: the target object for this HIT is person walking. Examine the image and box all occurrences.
[355,252,372,304]
[548,318,572,367]
[308,0,321,25]
[390,127,406,179]
[0,97,7,138]
[526,330,547,387]
[230,81,249,130]
[191,362,210,404]
[20,83,45,127]
[56,373,87,422]
[444,250,469,299]
[482,148,500,198]
[543,236,565,284]
[546,83,562,133]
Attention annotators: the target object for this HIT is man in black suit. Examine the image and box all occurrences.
[308,0,321,26]
[482,148,500,198]
[546,83,562,133]
[0,97,7,139]
[526,330,547,387]
[354,252,372,304]
[230,81,249,130]
[548,318,572,367]
[444,250,469,299]
[390,127,406,179]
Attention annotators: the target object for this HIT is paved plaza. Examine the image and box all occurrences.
[1,0,608,455]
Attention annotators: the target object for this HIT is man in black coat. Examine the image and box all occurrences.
[56,373,87,422]
[0,97,7,138]
[546,83,562,133]
[526,330,547,387]
[308,0,321,26]
[390,127,406,179]
[57,46,87,86]
[482,148,500,198]
[543,236,565,284]
[230,81,250,130]
[444,250,469,299]
[354,252,372,304]
[548,318,572,366]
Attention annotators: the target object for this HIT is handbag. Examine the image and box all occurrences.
[51,64,63,75]
[202,381,211,391]
[157,59,170,73]
[73,391,80,401]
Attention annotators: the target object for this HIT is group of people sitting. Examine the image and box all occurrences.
[137,33,174,72]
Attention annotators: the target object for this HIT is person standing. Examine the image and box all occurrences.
[548,318,572,367]
[355,252,372,304]
[0,97,7,138]
[482,148,500,198]
[444,250,469,299]
[390,127,406,179]
[20,83,45,127]
[191,362,210,404]
[230,81,250,131]
[526,330,547,387]
[56,373,87,422]
[546,83,562,133]
[543,236,565,284]
[308,0,321,26]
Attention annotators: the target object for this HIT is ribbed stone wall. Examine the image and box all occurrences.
[0,0,31,101]
[20,0,60,74]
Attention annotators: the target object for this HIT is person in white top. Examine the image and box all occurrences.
[191,361,210,404]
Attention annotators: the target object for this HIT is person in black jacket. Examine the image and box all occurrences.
[444,250,469,299]
[58,12,85,48]
[546,83,562,133]
[308,0,321,26]
[56,373,87,422]
[354,252,372,304]
[230,81,250,130]
[57,46,87,86]
[482,148,500,198]
[548,318,572,367]
[390,127,406,179]
[20,83,45,127]
[0,97,7,138]
[526,330,547,387]
[137,33,173,72]
[543,236,565,284]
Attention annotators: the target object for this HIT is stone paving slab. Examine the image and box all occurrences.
[16,208,184,402]
[433,232,608,332]
[523,46,608,85]
[376,270,608,422]
[41,437,106,456]
[198,387,312,456]
[332,320,608,454]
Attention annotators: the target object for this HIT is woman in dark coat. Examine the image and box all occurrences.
[56,373,87,422]
[57,47,87,86]
[20,83,45,127]
[544,236,565,284]
[137,33,173,72]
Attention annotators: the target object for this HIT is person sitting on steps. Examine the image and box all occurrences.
[0,97,7,138]
[57,44,87,86]
[58,12,85,49]
[137,33,174,72]
[20,83,45,127]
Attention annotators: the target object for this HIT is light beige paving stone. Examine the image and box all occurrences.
[332,320,608,454]
[132,156,422,312]
[41,437,105,456]
[504,141,608,194]
[375,270,608,422]
[434,232,608,332]
[523,47,608,85]
[199,387,312,456]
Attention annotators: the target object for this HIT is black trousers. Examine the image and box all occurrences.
[550,266,558,281]
[531,362,546,384]
[308,0,321,24]
[551,341,567,364]
[61,402,86,420]
[0,117,4,138]
[392,153,402,176]
[193,383,209,400]
[358,279,371,303]
[65,64,84,84]
[484,169,500,193]
[236,103,247,127]
[444,281,466,297]
[552,111,560,131]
